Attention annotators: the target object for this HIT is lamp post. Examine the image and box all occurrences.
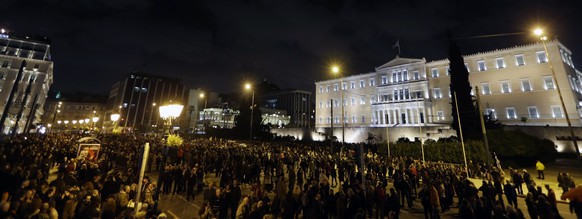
[534,28,580,158]
[111,113,120,132]
[50,102,61,133]
[92,116,99,131]
[332,65,345,144]
[159,101,184,133]
[245,83,255,140]
[154,102,183,212]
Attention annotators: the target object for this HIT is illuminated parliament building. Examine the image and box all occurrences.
[315,40,581,153]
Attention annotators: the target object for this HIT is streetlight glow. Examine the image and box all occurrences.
[331,65,340,74]
[92,117,99,123]
[111,114,120,122]
[534,28,543,36]
[245,83,252,90]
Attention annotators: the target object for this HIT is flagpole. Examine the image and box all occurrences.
[454,92,469,178]
[398,38,401,56]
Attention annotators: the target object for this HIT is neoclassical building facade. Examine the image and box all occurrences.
[315,40,581,152]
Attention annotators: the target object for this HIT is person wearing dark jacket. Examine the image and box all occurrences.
[504,181,518,208]
[388,188,400,219]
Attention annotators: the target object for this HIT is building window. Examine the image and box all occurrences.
[515,54,525,66]
[506,107,517,119]
[350,81,356,89]
[528,106,539,119]
[370,78,375,86]
[342,82,347,90]
[445,66,450,75]
[496,58,505,69]
[319,101,323,108]
[319,117,323,124]
[521,79,532,92]
[477,60,486,71]
[351,97,355,106]
[413,71,419,80]
[334,99,338,107]
[361,115,366,123]
[465,63,470,72]
[352,116,357,123]
[334,116,339,124]
[1,61,9,68]
[431,68,439,78]
[552,105,563,118]
[402,70,408,81]
[319,86,323,93]
[334,84,338,91]
[433,88,442,99]
[343,98,347,106]
[360,97,365,105]
[436,111,444,121]
[482,83,491,95]
[360,80,365,88]
[537,51,548,63]
[326,85,330,92]
[543,77,555,90]
[485,108,497,119]
[500,81,511,93]
[382,76,388,84]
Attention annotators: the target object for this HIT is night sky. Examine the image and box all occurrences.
[2,0,581,95]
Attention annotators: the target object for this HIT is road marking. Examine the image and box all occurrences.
[167,210,180,219]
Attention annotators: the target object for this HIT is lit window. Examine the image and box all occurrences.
[552,105,563,118]
[360,97,365,105]
[477,60,486,71]
[361,115,366,123]
[326,85,330,92]
[360,80,365,88]
[537,51,548,63]
[431,68,439,78]
[343,98,347,106]
[319,101,323,108]
[351,98,355,106]
[350,81,355,89]
[528,106,539,119]
[319,117,323,124]
[342,82,347,90]
[506,107,517,119]
[433,88,442,99]
[521,80,532,92]
[445,66,450,75]
[413,71,419,80]
[402,70,408,81]
[482,83,491,95]
[543,77,555,90]
[319,86,323,93]
[515,55,525,66]
[485,108,497,119]
[465,63,470,72]
[334,84,338,91]
[370,78,375,86]
[352,116,357,123]
[436,111,444,121]
[334,99,338,107]
[500,81,511,93]
[382,76,388,84]
[496,58,505,69]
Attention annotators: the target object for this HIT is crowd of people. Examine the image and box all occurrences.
[0,133,580,219]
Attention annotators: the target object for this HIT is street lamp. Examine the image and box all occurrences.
[111,113,120,132]
[331,65,345,144]
[159,101,184,133]
[534,28,581,157]
[92,116,99,131]
[245,83,255,140]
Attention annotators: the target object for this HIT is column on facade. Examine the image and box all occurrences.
[394,109,399,125]
[404,108,408,124]
[386,109,393,124]
[380,109,385,124]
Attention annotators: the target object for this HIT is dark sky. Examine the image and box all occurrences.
[2,0,580,95]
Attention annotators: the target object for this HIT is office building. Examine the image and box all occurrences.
[0,29,53,134]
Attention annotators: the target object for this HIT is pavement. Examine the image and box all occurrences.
[155,158,581,219]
